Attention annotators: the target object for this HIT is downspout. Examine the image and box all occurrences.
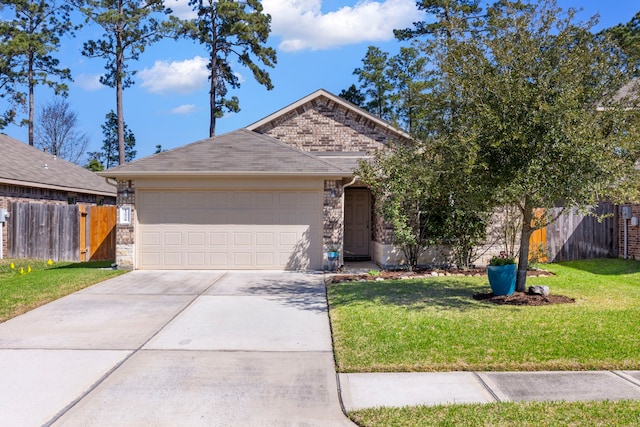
[104,177,118,189]
[624,216,628,259]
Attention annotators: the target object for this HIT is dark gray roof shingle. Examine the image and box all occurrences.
[100,129,351,177]
[0,134,115,196]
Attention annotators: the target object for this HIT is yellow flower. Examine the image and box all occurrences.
[27,266,31,273]
[10,262,14,269]
[47,259,53,266]
[19,268,24,275]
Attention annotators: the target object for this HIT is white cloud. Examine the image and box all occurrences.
[75,74,104,91]
[170,104,197,114]
[139,56,209,94]
[263,0,422,52]
[164,0,196,20]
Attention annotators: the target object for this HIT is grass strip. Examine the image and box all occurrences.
[0,258,126,322]
[348,400,640,427]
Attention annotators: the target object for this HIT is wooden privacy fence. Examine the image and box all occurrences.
[8,202,116,262]
[540,202,618,262]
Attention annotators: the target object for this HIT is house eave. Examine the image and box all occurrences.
[97,170,353,180]
[0,177,116,198]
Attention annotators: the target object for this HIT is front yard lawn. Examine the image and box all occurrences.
[0,258,126,322]
[328,258,640,372]
[348,400,640,427]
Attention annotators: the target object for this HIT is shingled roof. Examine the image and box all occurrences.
[0,134,115,196]
[99,128,352,178]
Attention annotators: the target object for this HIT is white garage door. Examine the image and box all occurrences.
[136,190,323,270]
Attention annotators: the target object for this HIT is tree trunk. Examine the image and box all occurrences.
[516,197,534,292]
[28,53,34,146]
[116,78,125,165]
[209,42,217,137]
[116,0,125,165]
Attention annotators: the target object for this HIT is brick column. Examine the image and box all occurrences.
[116,180,136,269]
[323,180,344,270]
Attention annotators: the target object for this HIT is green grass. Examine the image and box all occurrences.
[348,400,640,427]
[328,258,640,372]
[0,258,126,322]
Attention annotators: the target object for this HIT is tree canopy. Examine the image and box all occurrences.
[87,110,136,170]
[74,0,173,164]
[0,0,75,145]
[182,0,277,137]
[432,0,640,289]
[355,0,640,284]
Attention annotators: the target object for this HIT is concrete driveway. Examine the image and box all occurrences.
[0,271,353,426]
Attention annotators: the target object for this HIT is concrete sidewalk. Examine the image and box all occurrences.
[339,370,640,410]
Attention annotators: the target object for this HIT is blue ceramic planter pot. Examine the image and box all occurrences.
[487,264,517,296]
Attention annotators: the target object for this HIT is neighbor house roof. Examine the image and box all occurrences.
[0,134,116,196]
[99,128,352,179]
[246,88,411,141]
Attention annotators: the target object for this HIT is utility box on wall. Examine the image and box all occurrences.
[622,206,633,219]
[0,208,9,223]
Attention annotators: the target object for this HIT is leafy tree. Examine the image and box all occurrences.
[433,0,640,291]
[182,0,277,137]
[358,136,490,269]
[88,110,136,169]
[73,0,173,164]
[358,143,441,269]
[0,0,75,145]
[35,98,88,163]
[338,84,365,107]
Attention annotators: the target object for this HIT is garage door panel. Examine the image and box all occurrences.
[163,252,182,265]
[164,232,182,246]
[187,252,206,266]
[138,190,322,270]
[210,232,228,245]
[210,252,228,266]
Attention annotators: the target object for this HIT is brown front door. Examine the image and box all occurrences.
[344,189,371,259]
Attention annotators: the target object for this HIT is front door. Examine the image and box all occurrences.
[344,189,371,260]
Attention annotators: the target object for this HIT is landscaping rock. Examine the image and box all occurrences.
[528,285,550,296]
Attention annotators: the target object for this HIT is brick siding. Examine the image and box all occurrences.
[115,180,136,268]
[253,95,400,153]
[619,205,640,259]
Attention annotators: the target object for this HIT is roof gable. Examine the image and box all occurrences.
[246,89,410,141]
[99,129,351,178]
[0,134,115,196]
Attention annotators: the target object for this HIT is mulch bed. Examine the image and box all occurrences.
[328,267,552,284]
[472,291,575,306]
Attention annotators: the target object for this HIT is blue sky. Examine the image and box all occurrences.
[3,0,639,162]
